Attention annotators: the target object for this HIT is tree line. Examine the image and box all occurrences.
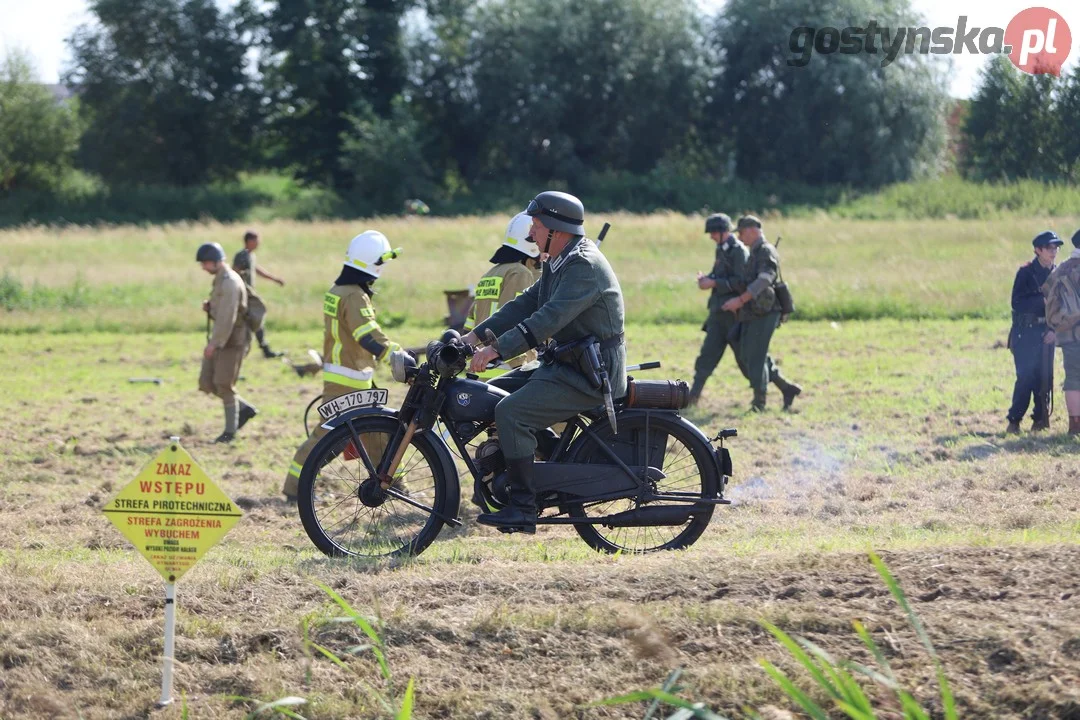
[0,0,1077,219]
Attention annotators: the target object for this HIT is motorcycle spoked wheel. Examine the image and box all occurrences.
[564,413,719,553]
[297,416,459,559]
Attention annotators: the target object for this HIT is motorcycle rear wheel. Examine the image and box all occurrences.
[566,412,719,553]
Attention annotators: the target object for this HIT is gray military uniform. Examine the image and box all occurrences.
[691,236,748,397]
[737,236,783,399]
[474,236,626,460]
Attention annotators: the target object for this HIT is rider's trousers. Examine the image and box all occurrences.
[493,363,603,460]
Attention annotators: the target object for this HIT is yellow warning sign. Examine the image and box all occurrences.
[103,441,242,582]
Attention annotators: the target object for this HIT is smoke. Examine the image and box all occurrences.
[726,437,849,507]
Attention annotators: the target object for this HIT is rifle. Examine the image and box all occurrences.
[773,235,795,318]
[1039,339,1054,426]
[596,222,611,248]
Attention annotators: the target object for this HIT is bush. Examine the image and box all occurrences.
[0,50,81,193]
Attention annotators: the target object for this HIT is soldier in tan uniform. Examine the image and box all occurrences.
[233,229,286,359]
[463,212,542,378]
[282,230,404,501]
[196,243,258,443]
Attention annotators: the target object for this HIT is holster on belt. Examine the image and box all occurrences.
[541,334,624,386]
[540,333,624,431]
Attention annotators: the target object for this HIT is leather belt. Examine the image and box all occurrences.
[598,333,624,350]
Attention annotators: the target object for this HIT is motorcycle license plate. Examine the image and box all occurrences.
[317,388,389,420]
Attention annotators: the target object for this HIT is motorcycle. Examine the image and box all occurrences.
[295,333,737,558]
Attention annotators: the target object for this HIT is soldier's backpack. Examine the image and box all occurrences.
[1044,259,1080,334]
[244,282,266,334]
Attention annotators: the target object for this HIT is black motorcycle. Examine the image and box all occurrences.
[296,334,736,558]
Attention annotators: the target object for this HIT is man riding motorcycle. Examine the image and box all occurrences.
[462,191,626,533]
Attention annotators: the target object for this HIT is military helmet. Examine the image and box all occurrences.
[705,213,732,234]
[503,212,539,258]
[344,230,401,278]
[1073,229,1080,249]
[526,191,585,235]
[736,215,762,230]
[195,242,226,263]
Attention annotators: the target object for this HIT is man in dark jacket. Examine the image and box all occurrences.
[1007,230,1062,433]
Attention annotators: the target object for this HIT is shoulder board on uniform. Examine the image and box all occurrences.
[552,239,591,272]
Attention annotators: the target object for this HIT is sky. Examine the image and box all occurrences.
[0,0,1076,98]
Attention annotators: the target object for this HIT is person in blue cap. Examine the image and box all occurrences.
[1006,230,1063,433]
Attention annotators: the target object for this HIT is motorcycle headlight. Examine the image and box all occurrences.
[389,349,416,384]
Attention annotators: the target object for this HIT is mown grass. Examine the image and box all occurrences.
[0,320,1078,717]
[3,214,1079,333]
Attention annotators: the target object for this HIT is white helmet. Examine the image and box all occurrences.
[344,230,401,277]
[502,212,539,258]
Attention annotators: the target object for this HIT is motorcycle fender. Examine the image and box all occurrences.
[319,406,399,432]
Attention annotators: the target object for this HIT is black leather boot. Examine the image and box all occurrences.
[772,374,802,410]
[477,457,537,533]
[751,390,767,412]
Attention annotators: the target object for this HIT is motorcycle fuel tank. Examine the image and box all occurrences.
[443,378,509,424]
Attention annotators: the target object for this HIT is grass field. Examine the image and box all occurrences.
[1,316,1078,718]
[3,214,1080,335]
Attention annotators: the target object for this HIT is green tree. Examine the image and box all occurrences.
[0,50,81,192]
[341,99,435,214]
[65,0,258,186]
[408,0,709,187]
[1051,67,1080,182]
[962,55,1064,181]
[262,0,411,190]
[710,0,948,187]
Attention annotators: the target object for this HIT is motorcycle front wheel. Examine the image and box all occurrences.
[297,416,459,559]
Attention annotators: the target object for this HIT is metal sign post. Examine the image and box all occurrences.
[158,579,177,707]
[102,435,243,708]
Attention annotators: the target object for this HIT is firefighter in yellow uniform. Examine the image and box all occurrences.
[282,230,403,501]
[464,212,542,378]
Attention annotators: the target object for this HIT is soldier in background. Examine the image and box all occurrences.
[463,212,543,378]
[234,230,286,359]
[196,242,257,443]
[721,216,802,412]
[282,230,403,501]
[689,213,745,404]
[1006,231,1061,434]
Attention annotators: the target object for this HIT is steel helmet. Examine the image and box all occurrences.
[526,191,585,235]
[704,213,732,234]
[502,212,539,258]
[344,230,401,278]
[195,242,226,262]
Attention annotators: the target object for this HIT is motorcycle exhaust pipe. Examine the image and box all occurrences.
[601,505,695,527]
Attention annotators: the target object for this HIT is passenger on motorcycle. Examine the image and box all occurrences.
[462,191,626,533]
